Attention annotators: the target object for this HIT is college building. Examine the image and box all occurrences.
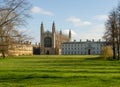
[61,39,106,55]
[8,41,33,56]
[0,41,33,56]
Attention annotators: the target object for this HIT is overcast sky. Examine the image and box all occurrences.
[25,0,119,43]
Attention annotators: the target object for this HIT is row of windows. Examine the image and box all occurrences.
[62,51,101,54]
[62,50,101,52]
[62,47,101,50]
[61,46,102,49]
[62,44,104,47]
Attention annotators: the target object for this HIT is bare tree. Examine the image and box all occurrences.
[104,10,117,59]
[0,0,31,58]
[116,5,120,60]
[103,4,120,60]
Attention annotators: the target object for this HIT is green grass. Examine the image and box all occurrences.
[0,55,120,87]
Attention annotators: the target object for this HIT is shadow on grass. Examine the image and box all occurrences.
[84,57,101,61]
[0,74,94,83]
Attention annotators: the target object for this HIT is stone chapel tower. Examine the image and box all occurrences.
[69,30,71,40]
[52,22,56,48]
[40,22,44,54]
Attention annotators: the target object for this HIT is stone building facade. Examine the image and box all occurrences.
[40,22,71,55]
[0,41,33,56]
[8,41,33,56]
[61,40,106,55]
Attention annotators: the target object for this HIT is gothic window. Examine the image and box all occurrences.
[44,37,52,47]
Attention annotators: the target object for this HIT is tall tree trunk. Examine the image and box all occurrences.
[117,40,119,60]
[118,29,120,60]
[118,45,120,60]
[1,51,5,58]
[112,23,116,59]
[112,40,116,59]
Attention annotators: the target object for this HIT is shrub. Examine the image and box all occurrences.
[101,46,113,60]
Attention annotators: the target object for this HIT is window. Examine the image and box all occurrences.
[44,37,52,47]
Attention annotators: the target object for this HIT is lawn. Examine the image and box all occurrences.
[0,55,120,87]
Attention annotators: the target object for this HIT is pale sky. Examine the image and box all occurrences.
[25,0,119,43]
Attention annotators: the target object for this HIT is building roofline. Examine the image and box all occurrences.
[62,41,106,44]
